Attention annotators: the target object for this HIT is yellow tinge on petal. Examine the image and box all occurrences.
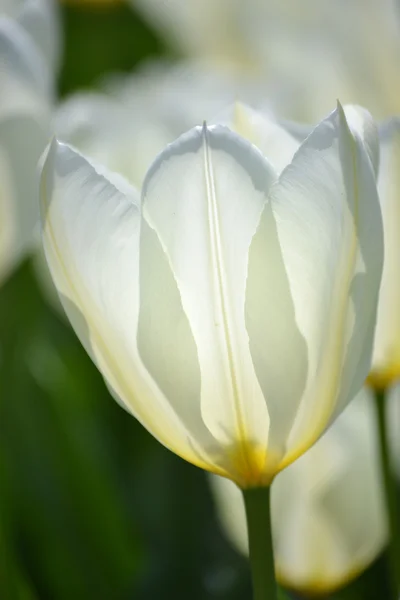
[223,439,278,489]
[366,358,400,392]
[277,563,371,599]
[210,389,387,596]
[370,120,400,390]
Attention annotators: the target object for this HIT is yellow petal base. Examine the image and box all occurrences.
[366,362,400,391]
[223,440,278,489]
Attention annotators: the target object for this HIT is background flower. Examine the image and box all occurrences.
[0,0,60,284]
[132,0,400,120]
[210,388,388,596]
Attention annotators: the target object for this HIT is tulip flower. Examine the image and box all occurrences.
[132,0,400,121]
[210,388,388,596]
[40,103,383,598]
[0,0,59,284]
[368,120,400,390]
[41,101,382,487]
[0,0,61,75]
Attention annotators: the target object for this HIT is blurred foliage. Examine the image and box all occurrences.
[0,261,251,599]
[61,0,124,6]
[58,2,170,97]
[0,2,398,599]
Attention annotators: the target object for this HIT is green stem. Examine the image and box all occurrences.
[242,486,277,600]
[373,388,400,596]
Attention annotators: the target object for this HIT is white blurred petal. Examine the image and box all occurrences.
[212,102,299,173]
[0,17,51,111]
[17,0,61,75]
[0,113,47,282]
[56,92,174,190]
[210,388,388,595]
[370,119,400,388]
[0,13,51,284]
[131,0,252,67]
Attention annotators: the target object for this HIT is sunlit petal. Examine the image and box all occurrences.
[140,124,277,485]
[262,104,383,466]
[40,140,223,474]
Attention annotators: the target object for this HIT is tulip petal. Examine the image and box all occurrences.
[251,104,382,466]
[371,118,400,384]
[272,388,387,594]
[40,140,221,475]
[0,17,50,110]
[0,16,51,283]
[212,102,300,173]
[343,104,380,176]
[140,125,278,486]
[245,200,308,461]
[0,114,47,282]
[17,0,61,74]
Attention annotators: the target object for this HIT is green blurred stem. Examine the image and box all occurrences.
[373,388,400,596]
[242,486,277,600]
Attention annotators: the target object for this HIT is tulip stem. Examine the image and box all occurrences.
[242,486,277,600]
[373,388,400,596]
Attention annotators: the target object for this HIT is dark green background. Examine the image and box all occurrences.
[0,3,395,599]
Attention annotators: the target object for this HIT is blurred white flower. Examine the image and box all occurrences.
[367,119,400,390]
[131,0,400,120]
[0,0,60,284]
[210,388,388,596]
[40,103,382,487]
[0,0,61,73]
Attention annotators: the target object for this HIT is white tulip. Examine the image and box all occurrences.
[0,0,61,74]
[0,0,58,284]
[132,0,400,120]
[367,119,400,389]
[210,388,388,595]
[40,103,383,487]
